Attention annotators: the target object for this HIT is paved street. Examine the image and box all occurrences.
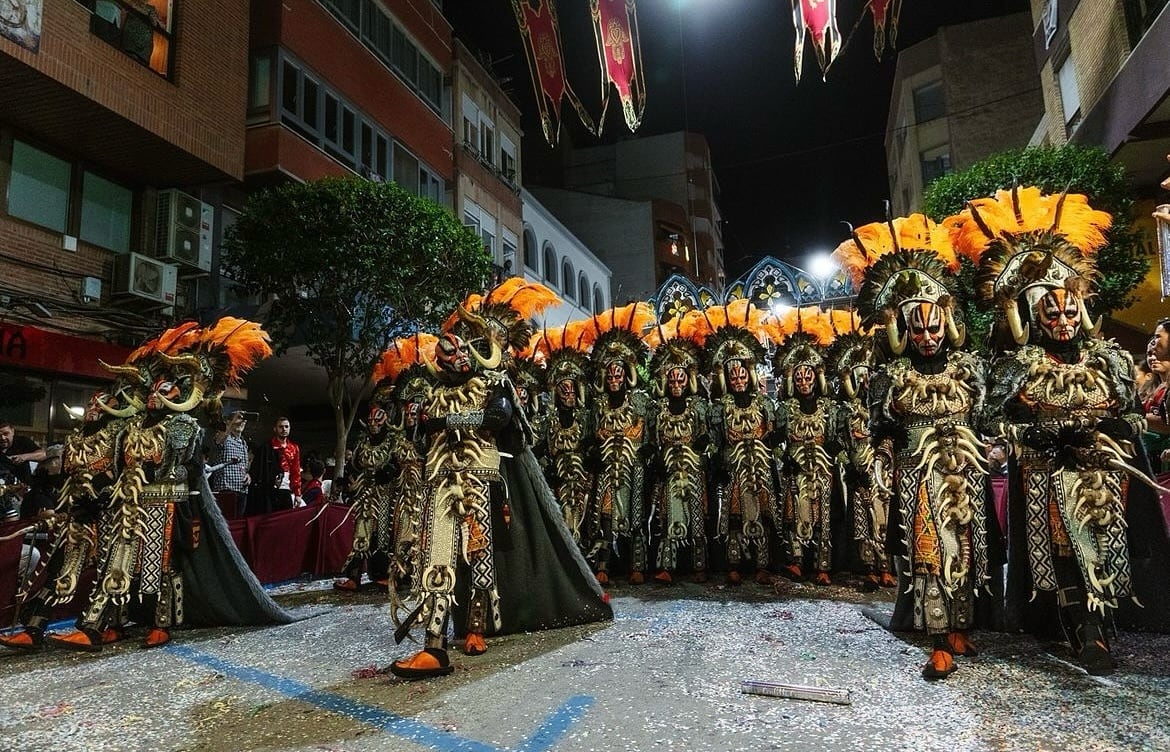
[2,578,1169,752]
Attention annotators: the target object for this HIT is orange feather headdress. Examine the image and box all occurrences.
[371,333,439,385]
[833,213,957,287]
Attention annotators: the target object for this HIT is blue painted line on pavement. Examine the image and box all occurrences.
[514,694,594,752]
[165,642,592,752]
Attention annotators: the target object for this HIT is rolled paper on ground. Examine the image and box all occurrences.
[739,680,852,705]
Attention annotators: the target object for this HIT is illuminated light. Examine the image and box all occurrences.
[806,252,837,280]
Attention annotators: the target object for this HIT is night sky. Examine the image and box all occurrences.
[446,0,1029,278]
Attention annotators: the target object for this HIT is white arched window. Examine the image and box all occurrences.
[523,226,538,272]
[542,242,558,288]
[593,284,605,315]
[561,258,575,301]
[578,272,590,309]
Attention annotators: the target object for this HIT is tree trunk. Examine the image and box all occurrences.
[326,374,350,479]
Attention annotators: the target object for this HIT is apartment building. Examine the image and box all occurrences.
[559,131,727,294]
[1029,0,1170,333]
[0,0,252,440]
[452,39,522,283]
[885,13,1044,215]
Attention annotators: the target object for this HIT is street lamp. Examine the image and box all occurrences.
[805,252,837,281]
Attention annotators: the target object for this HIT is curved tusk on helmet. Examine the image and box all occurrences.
[842,376,856,400]
[818,372,827,396]
[97,397,137,418]
[689,373,698,395]
[1004,301,1030,345]
[158,385,204,413]
[886,324,907,356]
[1082,304,1101,336]
[945,308,965,347]
[100,360,142,378]
[470,341,503,371]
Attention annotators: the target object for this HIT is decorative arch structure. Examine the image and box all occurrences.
[649,256,854,322]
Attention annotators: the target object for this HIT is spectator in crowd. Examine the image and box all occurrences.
[1136,359,1156,405]
[1142,320,1170,473]
[0,421,46,485]
[209,411,251,518]
[301,458,326,505]
[246,416,301,514]
[21,444,64,519]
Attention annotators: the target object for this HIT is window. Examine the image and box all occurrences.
[321,0,443,111]
[1057,55,1081,127]
[248,53,272,114]
[593,284,605,315]
[503,235,518,273]
[543,243,558,287]
[523,227,538,272]
[561,258,575,300]
[85,0,175,77]
[280,61,322,137]
[80,172,132,252]
[578,272,589,308]
[912,81,945,123]
[919,146,952,186]
[7,140,71,233]
[501,137,517,182]
[462,96,480,152]
[480,119,495,166]
[394,147,420,195]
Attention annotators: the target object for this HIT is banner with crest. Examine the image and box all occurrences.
[589,0,647,134]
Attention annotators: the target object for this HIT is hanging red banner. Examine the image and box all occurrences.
[512,0,596,146]
[791,0,842,82]
[870,0,903,60]
[589,0,647,134]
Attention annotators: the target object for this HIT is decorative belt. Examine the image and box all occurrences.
[138,483,188,504]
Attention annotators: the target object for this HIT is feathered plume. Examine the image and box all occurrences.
[834,214,957,286]
[947,187,1112,263]
[128,321,203,362]
[200,317,273,385]
[372,333,439,384]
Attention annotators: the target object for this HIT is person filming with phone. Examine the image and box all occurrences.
[209,411,251,517]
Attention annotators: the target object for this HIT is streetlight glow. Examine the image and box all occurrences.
[806,252,837,280]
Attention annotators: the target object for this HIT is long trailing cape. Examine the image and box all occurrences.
[455,426,612,636]
[181,474,297,626]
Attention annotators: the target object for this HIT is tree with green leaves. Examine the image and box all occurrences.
[222,177,492,473]
[922,145,1149,348]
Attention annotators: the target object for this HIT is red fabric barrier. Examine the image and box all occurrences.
[314,504,355,576]
[0,521,27,622]
[992,476,1008,536]
[243,506,320,584]
[227,519,249,564]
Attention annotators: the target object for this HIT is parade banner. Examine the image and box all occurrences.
[1,0,42,52]
[792,0,842,82]
[1156,204,1170,298]
[511,0,596,145]
[589,0,646,135]
[870,0,903,59]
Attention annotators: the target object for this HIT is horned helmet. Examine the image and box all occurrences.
[649,337,702,399]
[949,187,1111,351]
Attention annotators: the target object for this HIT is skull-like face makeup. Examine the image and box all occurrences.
[436,332,472,373]
[84,390,116,422]
[556,378,577,407]
[666,367,688,398]
[907,302,944,358]
[368,403,388,432]
[793,364,816,397]
[1036,288,1082,343]
[726,360,749,394]
[605,361,626,393]
[403,398,422,428]
[147,374,182,411]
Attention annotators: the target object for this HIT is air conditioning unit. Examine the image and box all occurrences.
[155,189,213,273]
[113,253,178,306]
